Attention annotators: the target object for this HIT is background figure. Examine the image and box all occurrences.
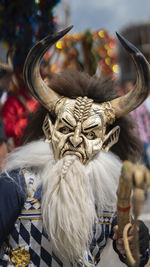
[1,66,38,148]
[0,117,8,171]
[144,96,150,168]
[0,53,38,149]
[0,49,14,109]
[0,0,61,149]
[123,81,150,169]
[0,51,15,151]
[117,22,150,168]
[130,95,150,169]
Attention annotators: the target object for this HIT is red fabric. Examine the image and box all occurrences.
[117,202,131,212]
[1,91,38,147]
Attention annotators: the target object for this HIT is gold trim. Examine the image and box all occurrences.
[23,168,27,176]
[11,247,31,266]
[21,209,41,212]
[29,196,41,207]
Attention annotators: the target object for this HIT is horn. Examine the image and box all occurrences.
[23,25,73,111]
[110,32,150,118]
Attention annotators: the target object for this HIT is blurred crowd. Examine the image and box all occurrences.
[118,22,150,170]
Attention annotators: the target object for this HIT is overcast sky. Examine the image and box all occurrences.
[56,0,150,35]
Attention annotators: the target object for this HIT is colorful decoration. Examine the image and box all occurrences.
[11,247,31,266]
[1,89,39,147]
[0,0,60,68]
[44,28,118,79]
[0,0,61,148]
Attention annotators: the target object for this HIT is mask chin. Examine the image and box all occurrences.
[102,125,120,152]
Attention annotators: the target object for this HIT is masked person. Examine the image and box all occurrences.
[0,27,149,266]
[0,51,38,149]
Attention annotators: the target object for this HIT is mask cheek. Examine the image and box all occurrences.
[102,126,120,152]
[85,138,103,160]
[42,113,54,142]
[51,131,68,159]
[51,131,60,159]
[92,139,103,154]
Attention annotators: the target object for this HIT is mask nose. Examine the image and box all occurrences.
[69,135,83,147]
[69,122,83,147]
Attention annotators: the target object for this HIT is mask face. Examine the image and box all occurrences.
[43,96,120,164]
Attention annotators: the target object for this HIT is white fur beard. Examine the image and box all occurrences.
[41,155,96,266]
[87,151,122,214]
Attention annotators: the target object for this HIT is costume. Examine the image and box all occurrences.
[131,96,150,169]
[1,84,38,147]
[0,27,149,266]
[0,142,122,266]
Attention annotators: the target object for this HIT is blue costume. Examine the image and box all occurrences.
[0,169,149,266]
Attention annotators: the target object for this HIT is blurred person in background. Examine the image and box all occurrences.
[0,0,60,150]
[130,91,150,169]
[1,64,38,149]
[0,116,8,171]
[0,51,16,152]
[117,22,150,169]
[0,51,38,150]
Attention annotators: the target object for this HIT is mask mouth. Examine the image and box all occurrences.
[61,149,87,164]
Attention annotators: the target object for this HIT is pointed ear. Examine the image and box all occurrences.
[102,126,120,152]
[42,113,54,143]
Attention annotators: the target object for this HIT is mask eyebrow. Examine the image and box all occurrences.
[62,118,74,128]
[84,124,99,131]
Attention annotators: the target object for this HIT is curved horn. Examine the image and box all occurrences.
[110,33,150,118]
[23,25,73,111]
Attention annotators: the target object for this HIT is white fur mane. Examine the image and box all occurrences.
[4,139,122,211]
[4,139,55,172]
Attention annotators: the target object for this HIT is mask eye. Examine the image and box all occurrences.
[59,126,71,134]
[86,131,97,140]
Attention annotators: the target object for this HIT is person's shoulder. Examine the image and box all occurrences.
[0,168,27,197]
[0,168,24,181]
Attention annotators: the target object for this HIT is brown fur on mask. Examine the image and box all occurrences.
[22,68,143,163]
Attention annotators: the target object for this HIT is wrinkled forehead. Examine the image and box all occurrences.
[55,96,112,127]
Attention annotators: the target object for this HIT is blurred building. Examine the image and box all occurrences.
[117,22,150,86]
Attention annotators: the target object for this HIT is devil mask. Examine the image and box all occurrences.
[23,26,149,164]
